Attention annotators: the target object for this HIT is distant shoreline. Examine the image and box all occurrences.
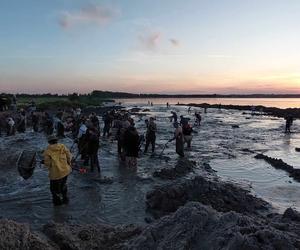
[116,95,300,99]
[182,103,300,118]
[3,91,300,99]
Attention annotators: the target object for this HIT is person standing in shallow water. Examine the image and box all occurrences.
[144,117,157,154]
[17,109,26,133]
[285,115,293,133]
[43,112,54,135]
[170,111,178,123]
[182,122,195,148]
[86,126,100,173]
[195,112,201,126]
[77,118,89,165]
[123,125,140,168]
[31,111,39,132]
[173,122,184,157]
[6,117,16,136]
[103,112,113,138]
[43,135,72,206]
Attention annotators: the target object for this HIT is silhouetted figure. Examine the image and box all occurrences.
[195,112,201,126]
[144,117,157,153]
[56,118,65,138]
[6,117,16,136]
[17,110,26,133]
[103,112,113,137]
[77,118,88,165]
[180,115,190,127]
[43,112,54,135]
[174,122,184,157]
[285,115,293,133]
[171,111,178,123]
[90,112,100,132]
[182,122,194,148]
[31,112,39,132]
[123,126,139,167]
[87,127,100,173]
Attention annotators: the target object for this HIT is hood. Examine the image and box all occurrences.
[47,143,65,153]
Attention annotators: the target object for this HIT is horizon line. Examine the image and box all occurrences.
[3,91,300,97]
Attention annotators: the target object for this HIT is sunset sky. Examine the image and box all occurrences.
[1,0,300,94]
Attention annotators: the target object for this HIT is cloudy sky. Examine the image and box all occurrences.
[0,0,300,94]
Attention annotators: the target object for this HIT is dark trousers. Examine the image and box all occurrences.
[285,122,291,133]
[7,125,15,136]
[33,123,39,132]
[56,123,65,137]
[117,138,123,154]
[18,122,26,133]
[144,136,156,153]
[78,138,88,164]
[103,125,110,137]
[89,153,100,172]
[50,176,68,205]
[46,126,54,135]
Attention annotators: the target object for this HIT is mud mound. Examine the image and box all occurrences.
[255,154,300,182]
[146,176,269,218]
[128,107,141,113]
[43,222,141,250]
[186,103,300,119]
[0,219,54,250]
[153,159,196,179]
[0,206,299,250]
[127,202,300,250]
[283,208,300,222]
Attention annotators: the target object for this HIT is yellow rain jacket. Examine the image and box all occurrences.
[43,143,72,180]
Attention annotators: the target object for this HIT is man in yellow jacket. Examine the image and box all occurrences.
[43,135,72,206]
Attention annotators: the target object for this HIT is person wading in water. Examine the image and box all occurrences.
[43,135,72,206]
[144,117,157,154]
[123,125,140,167]
[86,126,100,173]
[173,122,184,157]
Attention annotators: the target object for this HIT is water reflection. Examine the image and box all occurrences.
[118,97,300,109]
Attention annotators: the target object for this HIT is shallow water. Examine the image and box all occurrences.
[117,97,300,109]
[0,104,300,230]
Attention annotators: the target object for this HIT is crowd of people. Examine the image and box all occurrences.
[1,101,205,205]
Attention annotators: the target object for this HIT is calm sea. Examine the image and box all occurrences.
[116,98,300,109]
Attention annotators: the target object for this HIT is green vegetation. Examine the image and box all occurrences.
[16,93,114,110]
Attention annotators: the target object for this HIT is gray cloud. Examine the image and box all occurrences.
[58,4,119,29]
[169,38,180,47]
[138,31,162,51]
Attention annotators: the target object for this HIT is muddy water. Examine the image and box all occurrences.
[0,104,300,230]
